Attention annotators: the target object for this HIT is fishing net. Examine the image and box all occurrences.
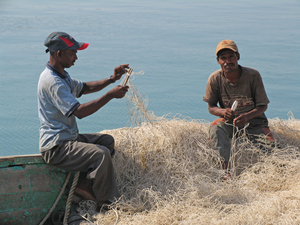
[79,77,300,224]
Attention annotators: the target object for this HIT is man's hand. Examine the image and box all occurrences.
[233,114,249,127]
[208,103,235,121]
[107,85,129,99]
[223,108,235,121]
[111,64,130,81]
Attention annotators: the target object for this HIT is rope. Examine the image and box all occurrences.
[39,171,72,225]
[63,171,80,225]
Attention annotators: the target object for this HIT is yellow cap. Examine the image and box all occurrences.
[216,40,238,55]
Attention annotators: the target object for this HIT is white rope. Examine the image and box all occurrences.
[63,171,80,225]
[39,171,72,225]
[112,207,119,225]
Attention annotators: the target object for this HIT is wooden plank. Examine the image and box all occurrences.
[0,158,70,224]
[0,155,45,168]
[0,157,14,168]
[13,155,45,165]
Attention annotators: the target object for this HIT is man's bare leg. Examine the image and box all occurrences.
[75,177,97,202]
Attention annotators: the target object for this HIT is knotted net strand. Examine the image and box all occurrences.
[79,75,300,224]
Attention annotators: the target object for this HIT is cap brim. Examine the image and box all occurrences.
[216,47,238,55]
[78,42,89,50]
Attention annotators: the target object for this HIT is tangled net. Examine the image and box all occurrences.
[79,78,300,224]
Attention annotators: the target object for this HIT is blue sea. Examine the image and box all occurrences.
[0,0,299,157]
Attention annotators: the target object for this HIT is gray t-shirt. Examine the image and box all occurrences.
[203,65,269,124]
[37,63,85,152]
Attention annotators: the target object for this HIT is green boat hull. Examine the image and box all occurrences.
[0,154,70,225]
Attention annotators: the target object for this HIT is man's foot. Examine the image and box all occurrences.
[222,172,232,181]
[75,177,97,202]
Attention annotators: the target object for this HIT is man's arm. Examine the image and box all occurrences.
[83,79,113,94]
[83,64,129,94]
[208,103,268,127]
[73,85,129,119]
[233,105,267,127]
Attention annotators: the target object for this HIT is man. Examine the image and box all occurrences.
[38,31,129,207]
[203,40,274,174]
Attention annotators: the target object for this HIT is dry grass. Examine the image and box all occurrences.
[80,83,300,224]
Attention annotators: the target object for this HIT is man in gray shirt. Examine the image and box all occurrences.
[38,32,129,207]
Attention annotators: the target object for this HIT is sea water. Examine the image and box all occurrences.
[0,0,299,156]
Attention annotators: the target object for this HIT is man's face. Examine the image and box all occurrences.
[217,49,239,73]
[59,49,78,68]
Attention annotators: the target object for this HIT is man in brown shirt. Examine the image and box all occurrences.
[203,40,274,174]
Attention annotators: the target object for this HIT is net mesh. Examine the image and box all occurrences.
[80,79,300,224]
